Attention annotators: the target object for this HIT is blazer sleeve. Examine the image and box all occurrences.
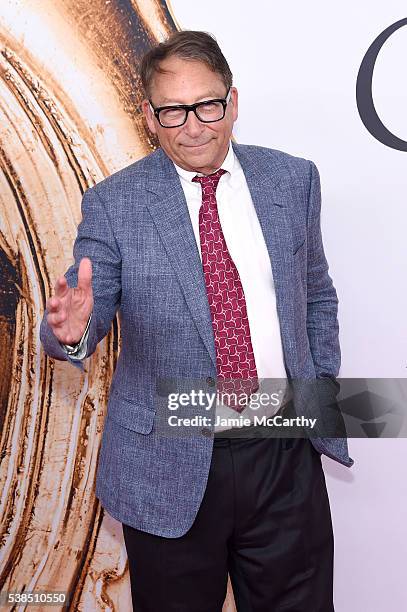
[40,185,122,371]
[305,161,341,380]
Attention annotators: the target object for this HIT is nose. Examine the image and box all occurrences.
[183,110,205,137]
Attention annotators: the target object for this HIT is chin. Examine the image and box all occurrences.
[191,159,212,172]
[179,153,210,167]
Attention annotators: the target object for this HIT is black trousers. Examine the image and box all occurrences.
[122,435,334,612]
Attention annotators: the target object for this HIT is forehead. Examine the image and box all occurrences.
[149,56,226,105]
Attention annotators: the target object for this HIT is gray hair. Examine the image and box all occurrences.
[140,30,233,98]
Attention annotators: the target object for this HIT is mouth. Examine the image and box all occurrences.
[182,141,211,149]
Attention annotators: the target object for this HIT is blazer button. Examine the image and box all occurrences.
[206,376,215,387]
[201,427,212,437]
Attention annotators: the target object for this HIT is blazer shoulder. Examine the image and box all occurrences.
[234,142,314,181]
[86,147,163,199]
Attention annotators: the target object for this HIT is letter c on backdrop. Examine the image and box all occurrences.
[356,17,407,151]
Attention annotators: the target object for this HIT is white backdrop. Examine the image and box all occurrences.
[170,1,407,610]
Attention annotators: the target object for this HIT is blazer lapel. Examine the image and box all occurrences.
[144,151,217,368]
[232,143,297,372]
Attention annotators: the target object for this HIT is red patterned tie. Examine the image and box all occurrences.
[193,169,259,413]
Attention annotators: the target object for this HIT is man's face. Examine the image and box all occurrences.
[142,56,238,175]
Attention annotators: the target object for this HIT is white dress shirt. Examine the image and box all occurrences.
[173,143,289,431]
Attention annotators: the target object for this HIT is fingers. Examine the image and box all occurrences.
[54,275,69,299]
[77,257,92,292]
[46,297,59,313]
[46,275,69,314]
[45,290,66,328]
[46,309,67,328]
[46,271,69,325]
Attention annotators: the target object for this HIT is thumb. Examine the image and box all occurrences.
[77,257,93,292]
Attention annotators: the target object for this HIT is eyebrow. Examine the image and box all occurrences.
[154,91,226,106]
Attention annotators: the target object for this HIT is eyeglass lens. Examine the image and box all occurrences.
[159,100,225,127]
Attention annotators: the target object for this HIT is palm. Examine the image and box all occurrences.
[46,257,94,345]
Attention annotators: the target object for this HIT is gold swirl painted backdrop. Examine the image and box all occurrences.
[0,1,237,609]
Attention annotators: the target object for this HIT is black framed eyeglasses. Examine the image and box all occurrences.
[149,89,231,128]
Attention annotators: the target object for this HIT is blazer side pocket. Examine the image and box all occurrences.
[107,395,156,434]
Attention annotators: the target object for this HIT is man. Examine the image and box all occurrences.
[40,30,353,612]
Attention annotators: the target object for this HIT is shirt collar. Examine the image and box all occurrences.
[172,142,235,182]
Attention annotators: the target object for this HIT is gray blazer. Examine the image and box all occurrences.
[40,142,353,538]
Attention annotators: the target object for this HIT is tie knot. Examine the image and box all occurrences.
[192,168,226,191]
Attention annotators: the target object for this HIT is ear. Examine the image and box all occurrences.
[142,99,157,135]
[230,87,238,122]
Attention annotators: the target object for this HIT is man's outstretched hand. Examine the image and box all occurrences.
[46,257,94,345]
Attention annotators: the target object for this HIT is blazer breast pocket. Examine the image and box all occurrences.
[293,239,306,257]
